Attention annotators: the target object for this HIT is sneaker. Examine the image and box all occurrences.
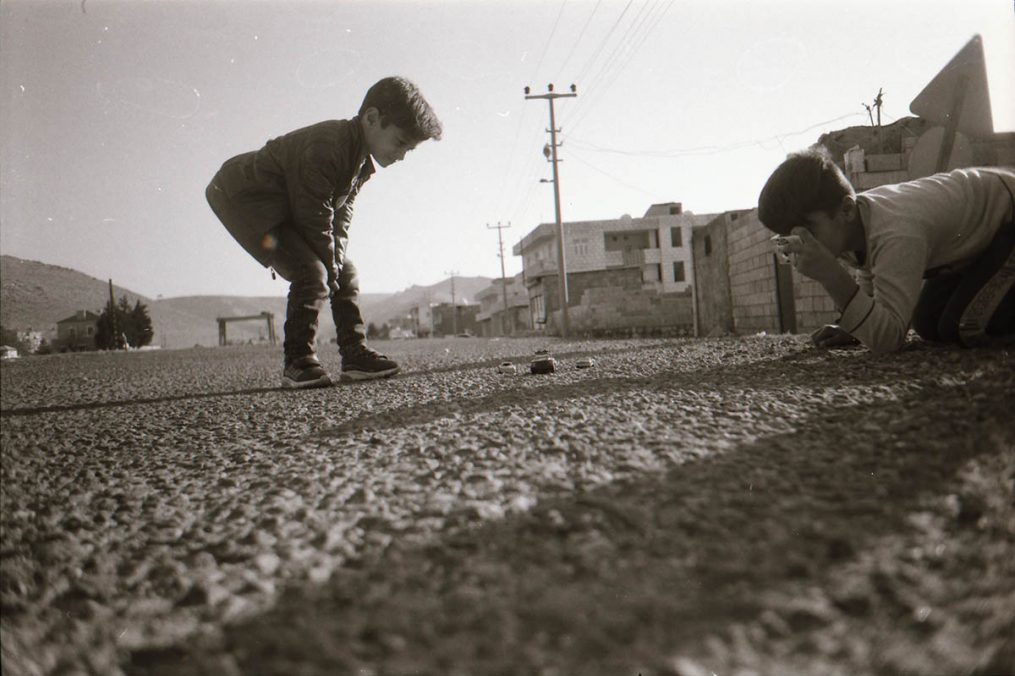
[341,345,400,381]
[281,356,331,389]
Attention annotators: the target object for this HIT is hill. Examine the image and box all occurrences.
[359,276,494,325]
[1,255,151,333]
[0,256,492,348]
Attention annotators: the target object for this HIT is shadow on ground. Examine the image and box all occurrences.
[125,346,1015,676]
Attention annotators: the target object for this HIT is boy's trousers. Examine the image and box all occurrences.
[205,182,367,362]
[912,216,1015,345]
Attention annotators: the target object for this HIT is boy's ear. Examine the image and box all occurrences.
[362,107,381,126]
[841,194,857,219]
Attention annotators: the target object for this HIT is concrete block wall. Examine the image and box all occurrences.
[726,210,781,333]
[692,213,735,335]
[537,267,694,336]
[793,274,839,331]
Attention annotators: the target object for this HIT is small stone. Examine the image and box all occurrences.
[253,552,280,576]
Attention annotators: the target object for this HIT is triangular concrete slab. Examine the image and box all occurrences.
[910,34,994,138]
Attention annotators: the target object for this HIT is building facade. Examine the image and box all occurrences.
[431,303,480,337]
[475,273,531,337]
[514,202,715,335]
[692,210,838,336]
[55,310,100,351]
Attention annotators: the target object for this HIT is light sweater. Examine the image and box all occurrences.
[839,167,1015,353]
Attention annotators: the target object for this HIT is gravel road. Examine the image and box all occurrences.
[2,336,1013,676]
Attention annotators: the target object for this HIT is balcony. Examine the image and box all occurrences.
[605,249,646,268]
[524,258,558,278]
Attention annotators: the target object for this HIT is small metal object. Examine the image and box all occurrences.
[530,356,557,374]
[771,235,801,264]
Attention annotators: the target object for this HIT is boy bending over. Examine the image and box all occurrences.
[207,77,442,387]
[758,148,1014,353]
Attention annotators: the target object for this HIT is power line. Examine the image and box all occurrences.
[529,0,569,83]
[558,0,603,78]
[573,0,635,85]
[568,112,867,158]
[568,149,656,196]
[566,0,674,136]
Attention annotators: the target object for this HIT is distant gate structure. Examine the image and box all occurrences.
[216,312,277,346]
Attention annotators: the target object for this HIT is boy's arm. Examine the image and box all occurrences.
[835,235,928,353]
[332,194,356,273]
[289,143,346,289]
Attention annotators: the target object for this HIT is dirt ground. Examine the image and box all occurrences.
[1,335,1013,676]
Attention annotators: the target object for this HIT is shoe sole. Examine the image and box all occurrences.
[340,366,400,382]
[280,374,332,389]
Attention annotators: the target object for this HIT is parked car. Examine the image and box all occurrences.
[530,356,557,374]
[575,357,595,369]
[497,361,517,374]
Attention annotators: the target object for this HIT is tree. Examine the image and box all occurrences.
[0,324,30,355]
[129,300,154,347]
[96,296,154,349]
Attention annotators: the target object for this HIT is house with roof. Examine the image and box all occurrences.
[55,310,100,352]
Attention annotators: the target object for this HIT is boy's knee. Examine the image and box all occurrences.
[285,262,329,299]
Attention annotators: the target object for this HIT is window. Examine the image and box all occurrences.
[531,295,546,325]
[87,326,94,336]
[673,261,686,282]
[670,227,682,248]
[704,235,712,256]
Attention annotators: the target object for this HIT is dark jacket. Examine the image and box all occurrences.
[210,117,375,285]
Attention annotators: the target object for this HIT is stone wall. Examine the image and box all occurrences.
[709,210,838,335]
[539,267,694,337]
[692,213,736,336]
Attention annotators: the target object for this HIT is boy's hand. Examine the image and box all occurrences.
[810,324,860,348]
[788,226,838,280]
[327,279,341,298]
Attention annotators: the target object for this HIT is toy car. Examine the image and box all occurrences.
[497,361,517,374]
[530,356,557,374]
[575,357,595,369]
[770,234,802,264]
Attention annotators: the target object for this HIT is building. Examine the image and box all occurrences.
[692,210,838,336]
[16,330,44,354]
[816,116,1015,191]
[475,272,530,337]
[407,303,434,338]
[431,303,480,337]
[691,118,1015,338]
[513,202,715,336]
[55,310,100,352]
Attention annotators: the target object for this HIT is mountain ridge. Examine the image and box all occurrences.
[1,255,492,348]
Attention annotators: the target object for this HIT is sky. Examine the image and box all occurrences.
[1,0,1013,299]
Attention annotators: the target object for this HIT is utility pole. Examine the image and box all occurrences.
[873,87,884,127]
[107,279,121,350]
[444,269,459,336]
[525,83,576,338]
[487,221,512,336]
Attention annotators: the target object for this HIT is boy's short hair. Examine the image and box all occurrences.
[758,146,854,235]
[359,76,443,143]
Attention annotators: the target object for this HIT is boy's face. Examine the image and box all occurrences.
[362,107,420,167]
[800,196,859,257]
